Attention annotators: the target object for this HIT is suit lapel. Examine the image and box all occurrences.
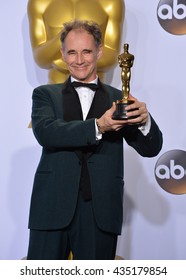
[62,78,83,122]
[86,80,110,120]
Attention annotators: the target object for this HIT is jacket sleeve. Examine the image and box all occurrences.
[31,86,97,149]
[123,114,163,157]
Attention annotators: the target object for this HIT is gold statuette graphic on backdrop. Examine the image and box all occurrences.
[112,43,136,120]
[27,0,124,84]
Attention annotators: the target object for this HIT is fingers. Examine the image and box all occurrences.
[125,100,148,124]
[97,103,128,133]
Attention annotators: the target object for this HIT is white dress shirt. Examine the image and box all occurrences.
[71,77,102,139]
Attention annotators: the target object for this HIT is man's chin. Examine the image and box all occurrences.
[71,73,96,83]
[72,75,90,82]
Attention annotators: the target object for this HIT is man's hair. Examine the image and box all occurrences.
[60,19,102,48]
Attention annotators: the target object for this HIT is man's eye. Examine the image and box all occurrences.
[83,50,92,54]
[67,51,76,55]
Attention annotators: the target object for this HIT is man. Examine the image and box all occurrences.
[27,20,163,260]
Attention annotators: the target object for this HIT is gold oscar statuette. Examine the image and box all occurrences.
[112,43,136,120]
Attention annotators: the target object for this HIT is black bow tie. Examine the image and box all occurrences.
[72,81,99,91]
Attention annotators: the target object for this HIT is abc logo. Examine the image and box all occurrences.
[155,150,186,194]
[157,0,186,35]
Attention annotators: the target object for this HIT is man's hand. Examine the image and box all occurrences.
[96,95,148,133]
[125,94,148,125]
[96,102,128,133]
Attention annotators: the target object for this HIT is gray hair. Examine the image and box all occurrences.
[60,19,102,48]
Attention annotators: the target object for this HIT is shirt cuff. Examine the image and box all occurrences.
[138,113,151,136]
[95,119,102,140]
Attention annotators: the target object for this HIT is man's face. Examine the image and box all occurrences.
[61,29,102,82]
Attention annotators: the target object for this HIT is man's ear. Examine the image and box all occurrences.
[97,45,103,60]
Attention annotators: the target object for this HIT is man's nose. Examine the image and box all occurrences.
[76,53,84,64]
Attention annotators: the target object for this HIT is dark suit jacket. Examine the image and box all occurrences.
[28,78,163,235]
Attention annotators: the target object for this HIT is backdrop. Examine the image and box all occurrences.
[1,0,186,260]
